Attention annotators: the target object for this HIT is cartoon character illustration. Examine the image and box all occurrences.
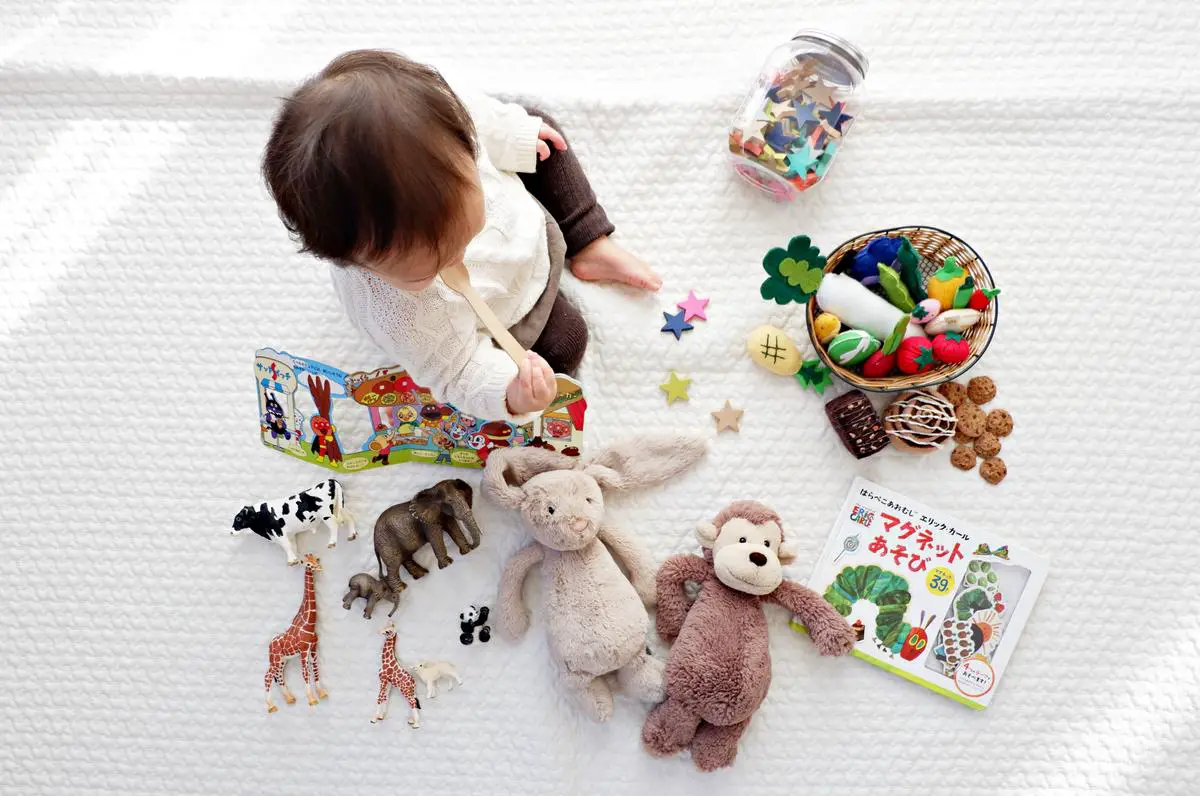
[262,393,291,440]
[467,434,487,451]
[823,564,914,656]
[307,375,344,465]
[396,405,418,424]
[899,611,937,661]
[369,424,399,465]
[432,432,455,465]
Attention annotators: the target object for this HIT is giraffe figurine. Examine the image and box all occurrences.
[264,554,328,713]
[372,621,421,727]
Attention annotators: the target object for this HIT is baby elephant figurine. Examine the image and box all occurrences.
[374,479,481,596]
[342,573,400,619]
[484,435,708,722]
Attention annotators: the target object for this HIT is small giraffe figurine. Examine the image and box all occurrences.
[264,554,328,713]
[372,621,421,727]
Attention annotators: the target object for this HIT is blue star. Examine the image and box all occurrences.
[792,98,822,126]
[762,121,800,153]
[819,101,848,129]
[785,144,818,177]
[660,310,694,340]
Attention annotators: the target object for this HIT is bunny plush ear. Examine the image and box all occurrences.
[581,434,708,492]
[483,446,577,509]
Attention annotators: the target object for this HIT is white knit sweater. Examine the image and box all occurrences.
[330,86,548,423]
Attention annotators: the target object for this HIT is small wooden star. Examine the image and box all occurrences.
[660,310,694,340]
[676,290,709,322]
[802,78,840,109]
[711,400,744,433]
[660,371,691,404]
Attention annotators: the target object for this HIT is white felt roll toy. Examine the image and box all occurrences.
[815,273,909,342]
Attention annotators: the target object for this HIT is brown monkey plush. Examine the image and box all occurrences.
[642,501,856,771]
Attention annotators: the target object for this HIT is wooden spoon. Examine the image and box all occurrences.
[439,262,527,366]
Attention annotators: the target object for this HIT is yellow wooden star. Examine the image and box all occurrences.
[802,78,840,109]
[659,371,692,404]
[711,400,744,433]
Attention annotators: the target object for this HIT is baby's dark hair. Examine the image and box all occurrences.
[262,49,477,263]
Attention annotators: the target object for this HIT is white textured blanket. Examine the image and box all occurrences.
[2,1,1198,793]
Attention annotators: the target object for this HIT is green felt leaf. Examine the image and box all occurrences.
[760,235,826,305]
[945,331,963,341]
[933,256,963,282]
[877,264,915,312]
[983,288,1001,300]
[896,238,927,302]
[952,276,976,309]
[795,359,833,395]
[882,316,909,355]
[914,347,937,368]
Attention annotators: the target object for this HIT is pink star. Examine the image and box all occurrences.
[676,290,709,322]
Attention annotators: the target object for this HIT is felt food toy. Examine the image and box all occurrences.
[896,337,936,375]
[932,332,970,364]
[925,257,968,308]
[952,276,976,309]
[824,390,890,459]
[848,236,903,286]
[926,308,982,335]
[746,325,803,375]
[883,390,957,454]
[760,235,826,304]
[877,264,915,312]
[484,436,708,722]
[910,298,941,325]
[861,350,896,378]
[813,312,841,344]
[968,287,1002,311]
[643,502,855,771]
[827,329,880,366]
[896,237,927,302]
[815,272,909,344]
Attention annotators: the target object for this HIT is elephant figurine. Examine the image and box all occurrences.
[373,479,482,595]
[343,573,401,619]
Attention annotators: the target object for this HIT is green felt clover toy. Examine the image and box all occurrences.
[761,235,826,305]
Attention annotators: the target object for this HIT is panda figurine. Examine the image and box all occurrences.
[459,605,491,645]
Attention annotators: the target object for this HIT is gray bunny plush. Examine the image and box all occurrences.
[483,434,708,722]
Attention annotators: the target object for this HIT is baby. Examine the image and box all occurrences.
[262,50,659,421]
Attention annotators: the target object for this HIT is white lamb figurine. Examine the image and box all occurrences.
[411,661,462,699]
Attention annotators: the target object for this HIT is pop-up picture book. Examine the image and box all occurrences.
[793,477,1047,709]
[254,348,587,473]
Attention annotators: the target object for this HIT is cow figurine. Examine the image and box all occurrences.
[231,479,356,565]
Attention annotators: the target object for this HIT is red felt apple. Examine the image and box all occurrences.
[861,350,896,378]
[968,287,1001,311]
[932,332,970,364]
[896,337,936,374]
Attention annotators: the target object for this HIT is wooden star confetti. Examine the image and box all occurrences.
[676,290,709,322]
[660,371,691,404]
[711,400,744,433]
[660,309,694,340]
[792,97,822,127]
[802,78,840,109]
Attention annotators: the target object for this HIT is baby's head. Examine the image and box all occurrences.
[263,50,484,289]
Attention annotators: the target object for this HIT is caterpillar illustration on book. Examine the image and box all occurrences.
[822,564,917,657]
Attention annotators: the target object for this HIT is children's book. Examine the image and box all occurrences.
[793,477,1047,709]
[254,348,587,473]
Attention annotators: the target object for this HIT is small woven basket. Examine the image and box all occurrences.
[807,226,998,393]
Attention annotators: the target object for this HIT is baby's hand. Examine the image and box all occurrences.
[536,122,568,161]
[506,352,557,415]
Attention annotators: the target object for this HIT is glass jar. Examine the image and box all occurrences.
[728,30,868,200]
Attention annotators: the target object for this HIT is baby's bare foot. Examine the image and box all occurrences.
[570,236,662,291]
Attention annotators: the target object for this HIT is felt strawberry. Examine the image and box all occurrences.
[897,337,936,375]
[932,332,970,364]
[861,350,896,378]
[967,287,1002,311]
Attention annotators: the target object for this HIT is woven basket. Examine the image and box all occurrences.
[806,226,998,393]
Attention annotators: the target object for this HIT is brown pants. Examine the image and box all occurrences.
[517,106,613,376]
